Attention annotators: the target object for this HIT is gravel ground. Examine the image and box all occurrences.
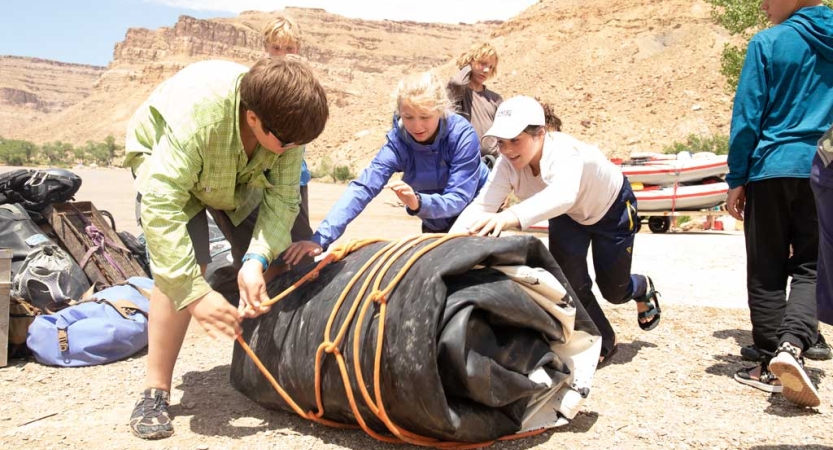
[1,167,831,450]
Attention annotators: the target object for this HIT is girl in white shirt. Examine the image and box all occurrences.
[451,96,661,364]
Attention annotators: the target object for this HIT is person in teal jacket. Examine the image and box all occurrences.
[727,0,833,408]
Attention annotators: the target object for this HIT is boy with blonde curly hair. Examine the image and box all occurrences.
[447,42,503,164]
[263,13,302,56]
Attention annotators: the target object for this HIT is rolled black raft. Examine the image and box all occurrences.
[229,235,601,444]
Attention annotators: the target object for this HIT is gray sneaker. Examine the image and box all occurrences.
[129,388,174,439]
[769,343,821,407]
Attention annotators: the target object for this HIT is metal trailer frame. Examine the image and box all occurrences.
[637,204,730,233]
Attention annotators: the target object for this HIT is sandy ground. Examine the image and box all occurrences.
[1,167,832,450]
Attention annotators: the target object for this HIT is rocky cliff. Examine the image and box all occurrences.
[0,56,105,138]
[2,1,740,168]
[6,7,492,169]
[482,0,736,158]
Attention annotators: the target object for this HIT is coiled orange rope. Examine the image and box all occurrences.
[235,234,548,448]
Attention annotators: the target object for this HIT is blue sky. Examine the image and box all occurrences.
[0,0,536,67]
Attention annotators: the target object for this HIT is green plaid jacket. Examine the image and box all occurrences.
[123,60,301,309]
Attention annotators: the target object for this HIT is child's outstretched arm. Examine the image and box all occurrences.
[310,140,400,250]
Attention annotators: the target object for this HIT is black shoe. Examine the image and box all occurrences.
[129,388,174,439]
[805,333,832,361]
[740,345,764,362]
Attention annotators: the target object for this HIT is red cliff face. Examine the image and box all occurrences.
[4,8,491,165]
[2,1,736,168]
[0,56,105,135]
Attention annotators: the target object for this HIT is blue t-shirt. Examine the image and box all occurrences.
[300,159,310,187]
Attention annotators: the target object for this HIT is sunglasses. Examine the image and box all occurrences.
[263,122,294,149]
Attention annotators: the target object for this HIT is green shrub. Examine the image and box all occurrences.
[0,138,35,166]
[720,44,747,94]
[309,155,333,179]
[0,136,121,167]
[662,134,729,155]
[706,0,767,34]
[331,165,356,183]
[706,0,833,92]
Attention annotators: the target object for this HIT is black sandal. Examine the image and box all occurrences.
[633,276,661,331]
[734,362,783,393]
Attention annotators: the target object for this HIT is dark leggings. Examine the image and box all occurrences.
[548,181,648,357]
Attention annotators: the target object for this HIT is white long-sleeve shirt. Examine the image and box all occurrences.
[452,132,624,231]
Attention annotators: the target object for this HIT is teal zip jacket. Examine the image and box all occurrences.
[727,6,833,189]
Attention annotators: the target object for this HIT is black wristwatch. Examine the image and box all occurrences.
[407,193,422,215]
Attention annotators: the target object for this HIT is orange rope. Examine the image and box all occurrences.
[237,235,548,448]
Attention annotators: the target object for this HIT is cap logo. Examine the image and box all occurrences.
[496,109,513,118]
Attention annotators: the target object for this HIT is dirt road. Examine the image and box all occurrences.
[1,167,830,449]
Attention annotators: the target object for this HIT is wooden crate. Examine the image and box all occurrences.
[47,202,146,286]
[1,248,11,367]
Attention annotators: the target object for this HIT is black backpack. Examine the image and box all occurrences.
[0,203,90,309]
[0,168,82,215]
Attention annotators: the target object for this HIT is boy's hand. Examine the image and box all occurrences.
[238,260,272,318]
[385,181,419,210]
[187,291,241,339]
[466,210,520,237]
[726,186,745,222]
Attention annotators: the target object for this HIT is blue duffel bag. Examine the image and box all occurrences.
[27,277,153,367]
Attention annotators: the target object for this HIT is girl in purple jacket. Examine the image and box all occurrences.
[284,72,489,265]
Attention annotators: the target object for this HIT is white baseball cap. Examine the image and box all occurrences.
[482,96,545,142]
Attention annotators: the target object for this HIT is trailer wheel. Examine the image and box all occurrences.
[635,216,643,233]
[648,217,671,234]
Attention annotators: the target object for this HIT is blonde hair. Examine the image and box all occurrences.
[455,42,499,80]
[394,72,454,117]
[262,14,302,48]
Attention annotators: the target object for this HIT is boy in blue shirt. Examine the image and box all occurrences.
[262,14,315,268]
[727,0,833,407]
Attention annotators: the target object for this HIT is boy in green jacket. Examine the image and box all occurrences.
[124,57,328,438]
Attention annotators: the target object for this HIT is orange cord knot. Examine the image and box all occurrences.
[369,291,387,304]
[323,342,338,354]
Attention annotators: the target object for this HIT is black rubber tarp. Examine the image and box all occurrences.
[229,235,600,443]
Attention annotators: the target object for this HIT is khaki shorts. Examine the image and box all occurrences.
[135,194,257,268]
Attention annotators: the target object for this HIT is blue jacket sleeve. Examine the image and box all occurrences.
[311,141,400,250]
[416,124,483,219]
[727,38,768,189]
